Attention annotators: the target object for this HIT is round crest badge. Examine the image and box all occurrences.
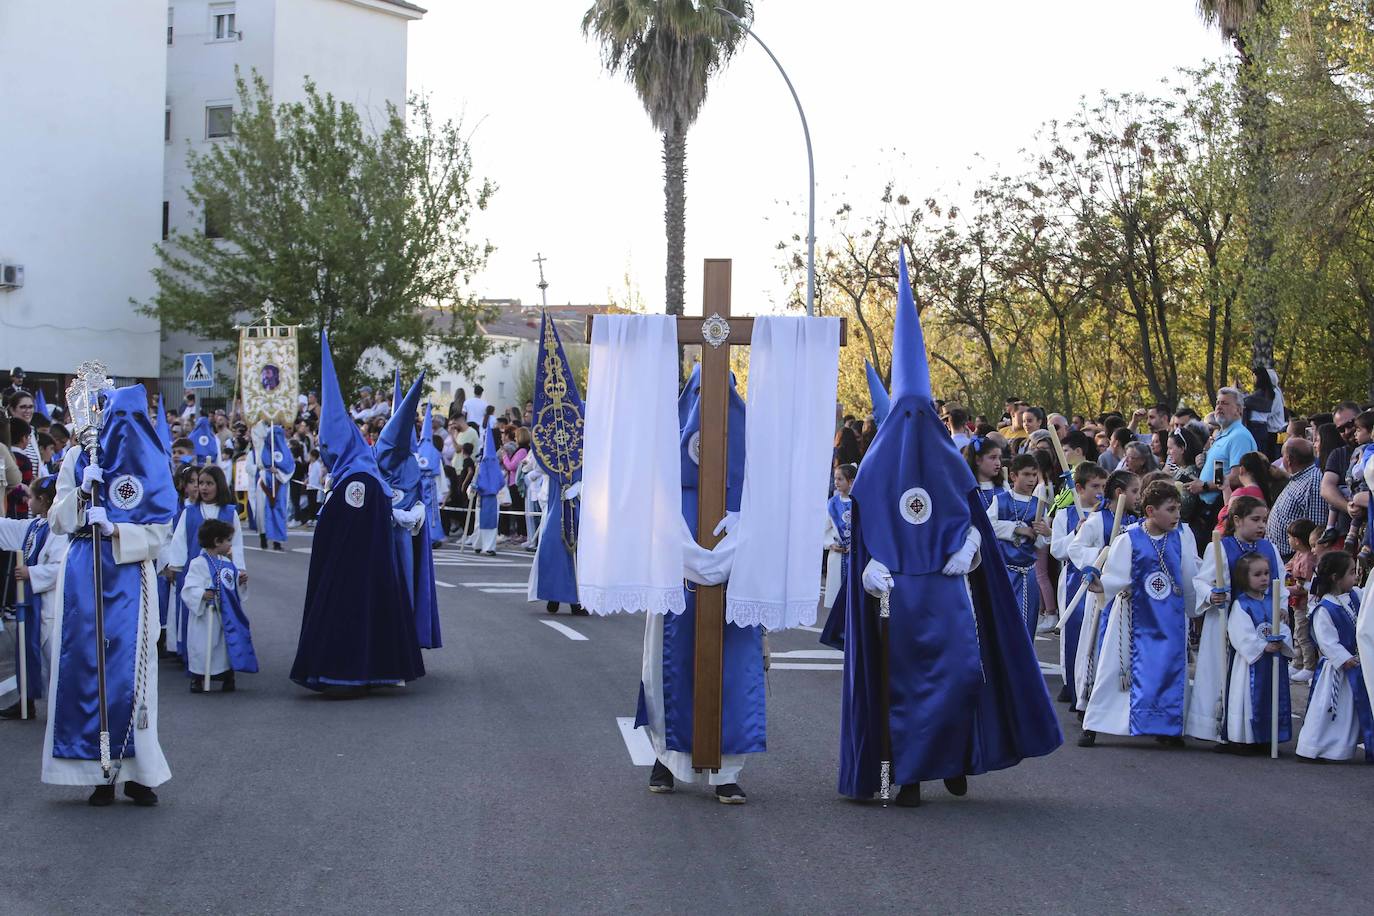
[417,455,429,469]
[197,435,211,447]
[218,567,237,591]
[842,508,852,527]
[344,481,366,508]
[391,487,405,504]
[1145,571,1171,601]
[108,475,144,511]
[689,431,702,466]
[272,450,284,464]
[899,487,933,525]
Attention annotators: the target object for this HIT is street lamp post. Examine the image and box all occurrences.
[715,7,816,317]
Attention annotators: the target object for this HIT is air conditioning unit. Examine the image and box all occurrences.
[0,264,23,289]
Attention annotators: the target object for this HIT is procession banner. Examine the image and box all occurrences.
[239,324,299,425]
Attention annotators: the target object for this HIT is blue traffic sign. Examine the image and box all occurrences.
[184,352,215,389]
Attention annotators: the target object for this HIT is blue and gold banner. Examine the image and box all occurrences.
[531,312,584,488]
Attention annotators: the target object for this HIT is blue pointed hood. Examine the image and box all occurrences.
[865,360,890,426]
[850,244,973,575]
[34,388,50,422]
[677,363,702,429]
[72,384,177,525]
[392,368,402,412]
[190,415,218,465]
[416,402,442,478]
[375,372,425,506]
[889,247,932,402]
[318,330,385,486]
[153,393,171,451]
[259,424,296,477]
[475,421,503,496]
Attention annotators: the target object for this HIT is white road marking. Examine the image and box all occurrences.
[435,581,457,589]
[292,548,312,555]
[0,675,15,694]
[770,662,843,671]
[616,717,656,766]
[480,587,529,595]
[1038,661,1064,676]
[796,625,824,633]
[460,581,530,587]
[771,649,842,660]
[540,619,588,641]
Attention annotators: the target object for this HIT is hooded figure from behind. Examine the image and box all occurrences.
[829,247,1062,806]
[289,333,424,692]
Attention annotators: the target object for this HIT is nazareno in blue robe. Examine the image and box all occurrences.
[197,551,260,674]
[56,385,177,761]
[257,426,296,544]
[832,248,1060,797]
[634,370,765,758]
[530,311,584,605]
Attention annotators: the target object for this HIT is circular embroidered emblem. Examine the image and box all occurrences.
[108,475,144,510]
[417,455,429,469]
[1145,571,1171,601]
[899,487,932,525]
[689,431,701,465]
[218,567,237,591]
[842,508,852,526]
[344,481,366,508]
[391,487,405,504]
[197,434,211,447]
[272,450,284,464]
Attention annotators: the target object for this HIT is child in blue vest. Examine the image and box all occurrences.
[180,519,259,693]
[1296,550,1374,762]
[965,437,1005,510]
[1220,550,1293,752]
[987,454,1051,639]
[1050,461,1107,705]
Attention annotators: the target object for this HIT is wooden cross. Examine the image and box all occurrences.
[589,259,844,771]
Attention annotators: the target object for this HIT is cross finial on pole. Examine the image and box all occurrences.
[262,298,275,325]
[533,253,550,309]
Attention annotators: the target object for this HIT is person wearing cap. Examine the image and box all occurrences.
[2,367,26,403]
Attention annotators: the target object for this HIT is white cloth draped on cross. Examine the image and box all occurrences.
[575,313,839,630]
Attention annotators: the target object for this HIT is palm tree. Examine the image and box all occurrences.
[1196,1,1277,372]
[582,1,753,315]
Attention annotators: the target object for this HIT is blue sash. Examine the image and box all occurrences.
[1059,504,1087,705]
[975,484,1002,511]
[1124,526,1188,735]
[259,470,290,543]
[200,551,259,673]
[1312,596,1374,760]
[1234,593,1291,743]
[176,504,236,656]
[14,518,50,699]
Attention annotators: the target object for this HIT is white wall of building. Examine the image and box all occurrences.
[0,3,168,379]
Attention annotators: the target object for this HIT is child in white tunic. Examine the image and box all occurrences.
[1223,551,1294,749]
[180,518,257,692]
[0,476,68,718]
[1296,551,1374,762]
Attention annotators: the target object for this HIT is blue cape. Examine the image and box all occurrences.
[475,423,503,497]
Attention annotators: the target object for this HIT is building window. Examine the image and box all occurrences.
[210,4,237,41]
[498,381,507,400]
[206,105,233,139]
[162,201,170,241]
[164,107,172,143]
[440,380,452,396]
[167,8,174,45]
[205,197,229,239]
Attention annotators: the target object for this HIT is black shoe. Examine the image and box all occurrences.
[483,550,496,556]
[0,700,37,720]
[1055,684,1071,703]
[715,783,747,805]
[123,781,158,807]
[190,679,205,694]
[259,533,268,550]
[570,604,589,616]
[1154,735,1185,748]
[943,775,969,797]
[649,761,675,794]
[1077,730,1096,748]
[546,602,560,615]
[220,673,236,693]
[894,783,921,807]
[88,785,115,807]
[272,543,284,552]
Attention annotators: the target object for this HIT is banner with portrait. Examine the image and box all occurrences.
[239,326,299,425]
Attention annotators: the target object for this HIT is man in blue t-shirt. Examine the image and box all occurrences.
[1187,387,1257,507]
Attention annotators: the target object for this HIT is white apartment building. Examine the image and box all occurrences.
[161,0,424,400]
[0,4,169,390]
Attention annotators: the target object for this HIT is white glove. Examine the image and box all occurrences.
[563,481,582,501]
[682,518,735,586]
[466,486,477,499]
[712,511,740,537]
[862,559,894,598]
[942,528,982,578]
[85,506,115,537]
[392,504,424,534]
[80,464,104,494]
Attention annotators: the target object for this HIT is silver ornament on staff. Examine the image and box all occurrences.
[66,360,114,778]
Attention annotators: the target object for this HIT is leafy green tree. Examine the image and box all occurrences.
[582,0,752,315]
[142,72,497,391]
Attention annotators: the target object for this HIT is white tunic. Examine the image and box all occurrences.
[1223,599,1294,743]
[1359,572,1374,711]
[822,499,849,610]
[1081,525,1200,736]
[1296,593,1365,761]
[1187,540,1289,742]
[0,516,68,696]
[42,449,172,787]
[179,554,233,677]
[1068,513,1129,710]
[161,503,245,648]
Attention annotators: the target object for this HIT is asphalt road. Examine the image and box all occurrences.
[1,531,1371,915]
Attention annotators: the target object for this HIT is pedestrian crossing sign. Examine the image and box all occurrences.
[184,352,214,389]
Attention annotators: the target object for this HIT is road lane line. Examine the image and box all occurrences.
[435,581,457,589]
[796,625,824,633]
[770,662,842,671]
[540,619,588,641]
[616,717,656,766]
[771,649,842,660]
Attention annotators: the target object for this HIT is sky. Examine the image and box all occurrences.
[407,1,1228,314]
